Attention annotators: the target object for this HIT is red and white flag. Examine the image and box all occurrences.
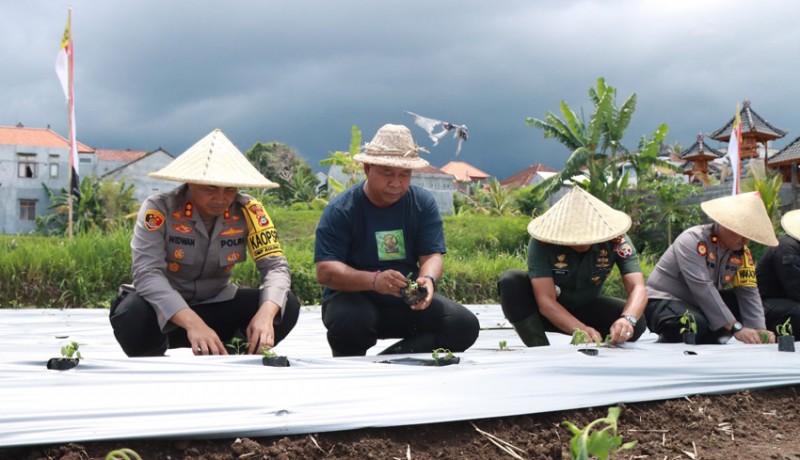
[55,9,80,198]
[729,104,742,195]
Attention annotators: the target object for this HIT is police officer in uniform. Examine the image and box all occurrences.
[645,191,778,344]
[756,208,800,340]
[498,187,647,346]
[110,129,300,357]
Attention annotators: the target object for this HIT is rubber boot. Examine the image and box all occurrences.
[512,314,550,347]
[378,333,437,355]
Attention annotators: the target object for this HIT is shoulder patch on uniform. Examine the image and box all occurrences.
[616,243,633,259]
[144,209,165,231]
[732,245,757,288]
[242,198,283,261]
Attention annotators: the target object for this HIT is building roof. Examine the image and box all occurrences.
[439,161,490,182]
[100,148,174,178]
[678,134,725,161]
[0,125,94,152]
[414,165,451,176]
[768,135,800,167]
[709,100,788,142]
[95,149,148,162]
[500,163,557,187]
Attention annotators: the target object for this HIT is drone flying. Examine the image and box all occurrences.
[406,111,469,156]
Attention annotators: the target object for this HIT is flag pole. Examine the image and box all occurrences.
[66,8,74,239]
[65,8,75,239]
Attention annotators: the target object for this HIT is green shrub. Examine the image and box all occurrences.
[0,210,654,308]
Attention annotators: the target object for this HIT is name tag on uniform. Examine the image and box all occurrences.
[553,269,569,275]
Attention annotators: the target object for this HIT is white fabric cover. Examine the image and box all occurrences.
[1,306,798,447]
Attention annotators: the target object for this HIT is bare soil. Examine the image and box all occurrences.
[3,384,799,460]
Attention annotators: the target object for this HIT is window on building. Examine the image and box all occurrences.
[19,200,37,221]
[49,155,60,178]
[17,154,37,178]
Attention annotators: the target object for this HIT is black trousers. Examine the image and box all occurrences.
[761,297,800,340]
[644,290,742,344]
[321,290,480,357]
[109,287,300,357]
[497,269,647,340]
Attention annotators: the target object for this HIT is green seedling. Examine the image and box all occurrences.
[226,337,249,355]
[563,406,637,460]
[261,347,277,358]
[776,317,793,337]
[60,341,81,360]
[106,448,142,460]
[401,272,427,305]
[432,347,454,362]
[406,272,419,291]
[499,340,508,350]
[758,330,770,344]
[679,310,697,335]
[570,329,589,346]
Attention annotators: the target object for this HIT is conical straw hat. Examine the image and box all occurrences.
[700,191,778,246]
[527,187,632,245]
[353,124,429,169]
[149,129,278,189]
[780,209,800,241]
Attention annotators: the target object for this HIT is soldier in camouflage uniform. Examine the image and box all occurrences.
[498,187,647,347]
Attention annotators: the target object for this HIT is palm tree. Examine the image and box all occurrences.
[526,78,668,204]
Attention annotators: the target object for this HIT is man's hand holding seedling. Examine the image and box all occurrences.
[371,269,408,298]
[409,274,435,311]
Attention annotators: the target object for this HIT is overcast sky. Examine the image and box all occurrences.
[2,0,799,180]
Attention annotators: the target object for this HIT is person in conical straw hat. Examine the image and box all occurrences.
[646,191,778,345]
[755,208,800,340]
[315,124,479,356]
[497,186,647,347]
[110,129,300,357]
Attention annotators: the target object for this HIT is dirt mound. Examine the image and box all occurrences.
[4,385,799,460]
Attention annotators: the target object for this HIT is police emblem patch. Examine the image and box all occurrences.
[167,262,180,272]
[554,253,568,269]
[173,249,185,260]
[144,210,165,231]
[697,242,708,256]
[616,244,633,259]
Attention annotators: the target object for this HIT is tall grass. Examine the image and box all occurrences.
[0,211,654,308]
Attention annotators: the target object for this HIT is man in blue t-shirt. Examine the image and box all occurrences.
[314,124,479,356]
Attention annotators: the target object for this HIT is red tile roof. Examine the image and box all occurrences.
[95,149,148,162]
[439,161,490,181]
[415,165,451,175]
[0,126,94,153]
[500,163,557,187]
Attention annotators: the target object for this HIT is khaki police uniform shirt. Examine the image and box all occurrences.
[131,185,290,331]
[646,223,764,330]
[527,234,641,308]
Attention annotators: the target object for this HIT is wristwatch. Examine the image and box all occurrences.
[621,314,637,327]
[730,321,743,334]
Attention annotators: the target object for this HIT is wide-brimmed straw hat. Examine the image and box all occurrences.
[527,187,632,245]
[353,124,429,169]
[780,209,800,241]
[700,191,778,246]
[149,129,278,189]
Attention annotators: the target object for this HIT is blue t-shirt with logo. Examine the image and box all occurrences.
[314,181,445,297]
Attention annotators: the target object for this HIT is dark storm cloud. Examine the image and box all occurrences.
[3,1,800,180]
